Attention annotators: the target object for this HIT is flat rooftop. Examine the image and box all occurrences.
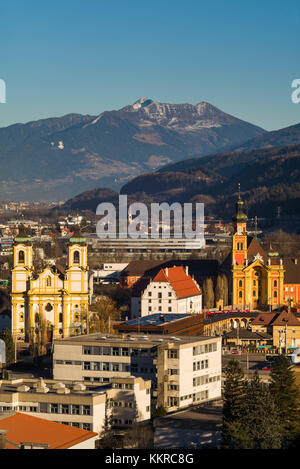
[125,313,189,327]
[54,332,219,347]
[0,377,147,396]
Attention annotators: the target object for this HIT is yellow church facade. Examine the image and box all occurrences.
[11,233,92,341]
[231,187,284,311]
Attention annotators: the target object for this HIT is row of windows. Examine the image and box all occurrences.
[192,375,220,387]
[0,404,91,416]
[111,418,134,426]
[83,346,155,357]
[108,400,134,408]
[83,361,155,374]
[193,359,209,371]
[193,343,217,356]
[58,421,92,431]
[17,250,81,265]
[238,280,279,287]
[49,404,92,415]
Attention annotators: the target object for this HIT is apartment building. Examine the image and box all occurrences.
[52,333,221,412]
[0,376,151,433]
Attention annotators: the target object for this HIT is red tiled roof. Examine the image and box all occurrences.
[152,266,201,299]
[252,311,300,327]
[0,412,97,449]
[247,237,268,263]
[251,313,277,326]
[271,310,300,327]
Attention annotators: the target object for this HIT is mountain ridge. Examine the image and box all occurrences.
[0,98,266,201]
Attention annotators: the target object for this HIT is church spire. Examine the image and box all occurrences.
[232,183,248,224]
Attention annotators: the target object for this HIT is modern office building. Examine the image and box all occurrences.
[52,333,222,413]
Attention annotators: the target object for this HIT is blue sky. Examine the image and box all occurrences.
[0,0,299,130]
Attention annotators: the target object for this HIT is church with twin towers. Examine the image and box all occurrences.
[11,229,93,341]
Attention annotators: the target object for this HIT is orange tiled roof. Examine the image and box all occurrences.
[0,412,97,449]
[251,313,277,326]
[152,266,201,299]
[271,310,300,327]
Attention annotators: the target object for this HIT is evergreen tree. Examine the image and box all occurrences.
[241,372,283,449]
[222,359,245,448]
[269,355,300,446]
[0,328,15,366]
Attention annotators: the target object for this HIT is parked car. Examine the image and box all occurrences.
[231,349,239,354]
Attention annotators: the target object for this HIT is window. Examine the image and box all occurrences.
[239,280,243,287]
[46,276,51,287]
[61,404,69,414]
[73,250,80,264]
[71,405,80,415]
[82,423,91,431]
[239,291,243,298]
[83,406,91,416]
[274,291,277,298]
[18,250,25,264]
[102,362,110,371]
[83,362,91,370]
[168,350,178,359]
[50,404,58,414]
[168,397,178,407]
[274,280,278,287]
[59,313,63,323]
[168,307,172,312]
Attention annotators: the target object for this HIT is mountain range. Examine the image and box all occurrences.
[0,98,265,201]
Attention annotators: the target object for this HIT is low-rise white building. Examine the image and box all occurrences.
[131,266,202,318]
[0,376,151,433]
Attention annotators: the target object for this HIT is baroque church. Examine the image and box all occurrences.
[227,186,300,310]
[11,230,93,341]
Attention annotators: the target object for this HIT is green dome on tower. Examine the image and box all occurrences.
[232,183,248,223]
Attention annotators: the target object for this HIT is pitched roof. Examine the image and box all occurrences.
[152,266,201,299]
[271,310,300,327]
[283,258,300,284]
[120,260,163,276]
[251,313,278,326]
[0,412,97,449]
[252,310,300,327]
[247,237,268,263]
[225,329,272,340]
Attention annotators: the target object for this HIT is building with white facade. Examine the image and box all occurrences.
[0,376,151,433]
[52,333,221,413]
[131,266,202,318]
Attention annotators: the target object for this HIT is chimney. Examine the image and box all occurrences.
[294,259,298,265]
[185,266,189,276]
[0,430,8,449]
[165,268,168,276]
